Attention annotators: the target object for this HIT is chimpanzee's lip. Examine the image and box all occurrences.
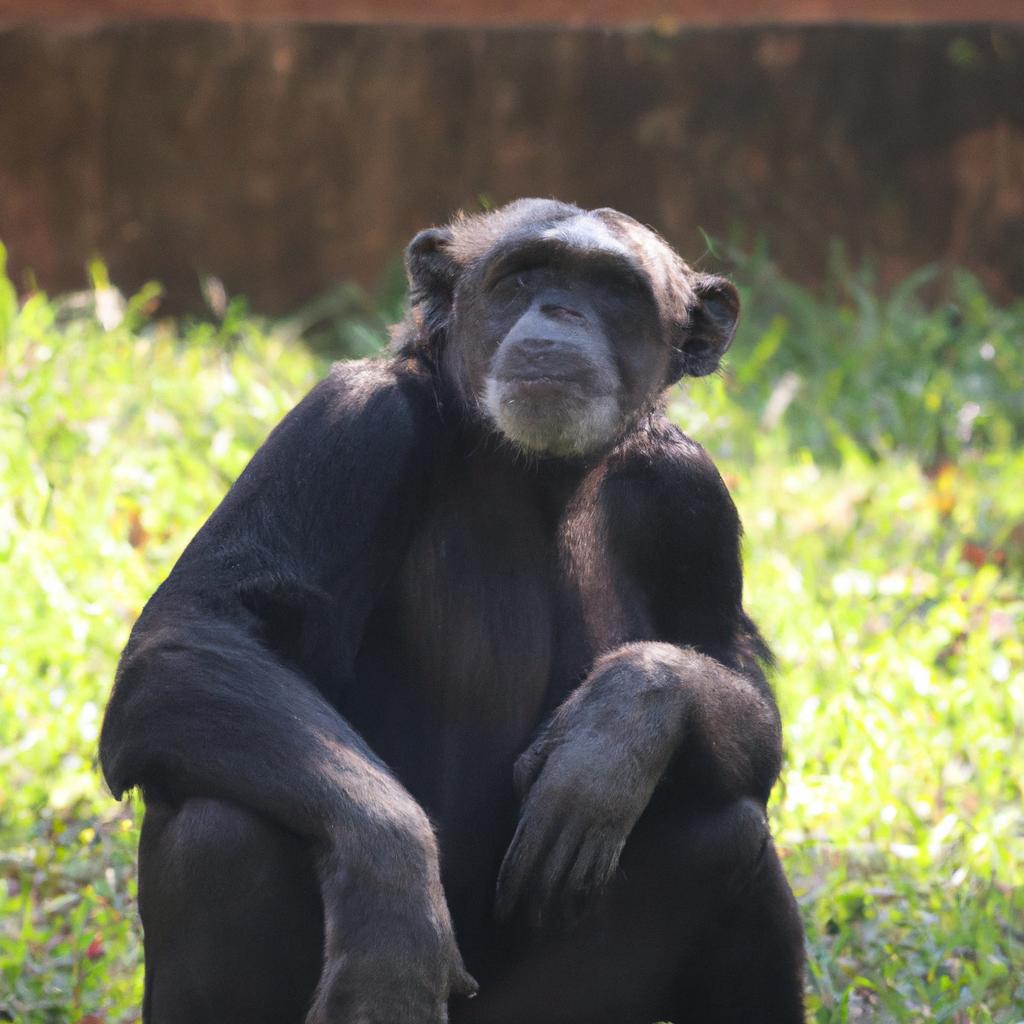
[506,379,610,405]
[503,374,571,386]
[496,373,612,397]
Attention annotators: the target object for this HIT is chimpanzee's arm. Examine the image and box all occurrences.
[100,360,475,1023]
[496,418,782,921]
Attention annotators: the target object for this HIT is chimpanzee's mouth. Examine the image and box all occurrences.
[496,368,614,397]
[503,375,578,395]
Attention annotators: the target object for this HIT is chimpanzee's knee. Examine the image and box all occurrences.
[634,795,771,901]
[451,799,790,1024]
[139,799,322,1024]
[665,800,805,1023]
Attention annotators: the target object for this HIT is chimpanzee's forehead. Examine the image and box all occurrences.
[446,201,684,297]
[510,207,676,272]
[480,210,665,266]
[532,212,634,259]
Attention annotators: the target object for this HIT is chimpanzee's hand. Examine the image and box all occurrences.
[495,643,690,925]
[307,801,477,1024]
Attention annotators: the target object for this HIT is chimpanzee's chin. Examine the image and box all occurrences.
[483,377,620,456]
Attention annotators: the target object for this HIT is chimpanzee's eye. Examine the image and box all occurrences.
[507,268,536,290]
[492,263,542,296]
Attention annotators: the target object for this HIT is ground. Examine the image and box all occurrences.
[0,247,1021,1023]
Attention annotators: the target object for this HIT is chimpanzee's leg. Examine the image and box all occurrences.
[138,799,323,1024]
[673,838,806,1023]
[453,796,804,1024]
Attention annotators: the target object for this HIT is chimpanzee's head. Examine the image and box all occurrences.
[397,198,739,458]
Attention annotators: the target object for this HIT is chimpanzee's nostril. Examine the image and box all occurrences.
[540,303,585,323]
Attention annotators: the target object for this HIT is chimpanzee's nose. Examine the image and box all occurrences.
[540,302,586,323]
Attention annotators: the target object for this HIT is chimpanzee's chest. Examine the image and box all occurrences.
[344,448,658,936]
[346,450,651,824]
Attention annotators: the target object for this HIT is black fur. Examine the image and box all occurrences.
[100,199,804,1024]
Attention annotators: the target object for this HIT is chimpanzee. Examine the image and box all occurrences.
[99,198,805,1024]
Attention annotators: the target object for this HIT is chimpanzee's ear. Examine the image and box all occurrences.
[405,227,457,308]
[675,274,740,379]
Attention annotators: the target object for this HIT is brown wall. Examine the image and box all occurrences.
[3,1,1023,26]
[1,22,1022,311]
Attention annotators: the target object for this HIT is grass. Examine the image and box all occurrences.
[0,244,1022,1022]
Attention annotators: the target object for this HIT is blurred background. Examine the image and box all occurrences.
[0,4,1022,1023]
[2,3,1024,310]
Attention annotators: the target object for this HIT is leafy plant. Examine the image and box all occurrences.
[1,257,1021,1022]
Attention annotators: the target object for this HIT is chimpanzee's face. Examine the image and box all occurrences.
[403,200,740,459]
[457,216,668,457]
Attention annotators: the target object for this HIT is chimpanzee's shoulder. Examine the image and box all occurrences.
[317,355,439,427]
[607,411,736,514]
[253,356,442,468]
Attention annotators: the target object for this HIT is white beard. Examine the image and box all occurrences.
[483,376,621,457]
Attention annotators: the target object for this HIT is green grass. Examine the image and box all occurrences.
[1,246,1022,1022]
